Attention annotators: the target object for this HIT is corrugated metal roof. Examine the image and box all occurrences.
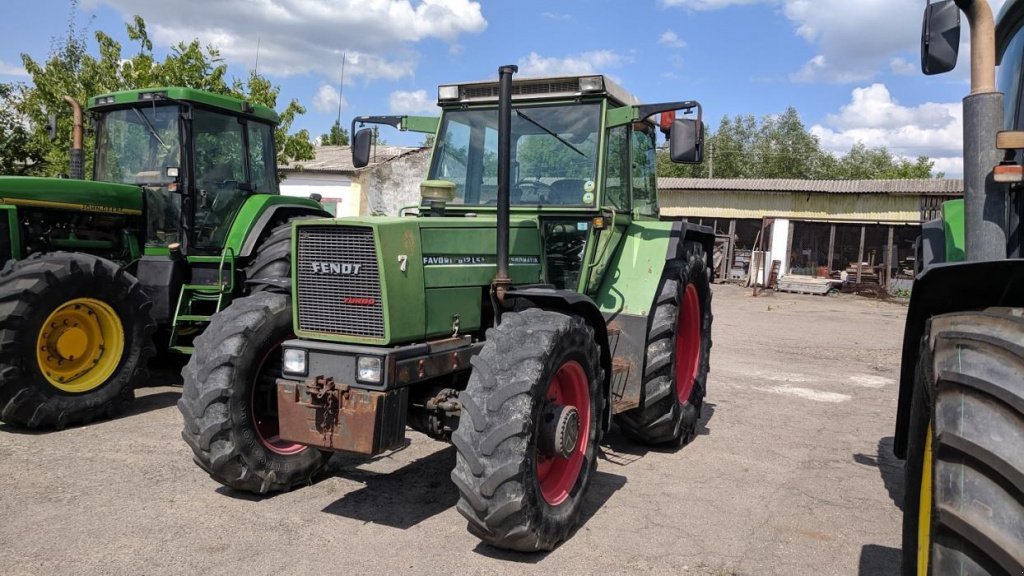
[279,145,426,173]
[657,178,964,196]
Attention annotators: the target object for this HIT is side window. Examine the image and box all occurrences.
[603,125,629,211]
[1000,28,1024,130]
[630,127,659,216]
[192,109,246,248]
[433,119,471,201]
[247,122,276,193]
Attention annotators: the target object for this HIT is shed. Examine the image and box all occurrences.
[658,178,964,289]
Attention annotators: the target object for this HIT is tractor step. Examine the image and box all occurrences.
[175,314,212,322]
[169,345,195,355]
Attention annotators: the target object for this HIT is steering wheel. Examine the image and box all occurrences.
[512,178,552,203]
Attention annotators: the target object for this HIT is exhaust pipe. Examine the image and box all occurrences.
[492,64,517,308]
[62,95,84,180]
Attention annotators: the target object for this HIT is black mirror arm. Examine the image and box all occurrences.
[636,101,702,128]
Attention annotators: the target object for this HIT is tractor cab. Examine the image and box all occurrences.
[89,88,280,255]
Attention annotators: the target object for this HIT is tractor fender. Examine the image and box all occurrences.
[505,287,614,431]
[893,259,1024,459]
[667,219,716,278]
[228,196,331,259]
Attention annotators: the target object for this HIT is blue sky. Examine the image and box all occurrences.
[0,0,1008,176]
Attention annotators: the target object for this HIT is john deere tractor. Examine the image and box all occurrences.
[0,87,329,429]
[179,66,713,551]
[896,1,1024,574]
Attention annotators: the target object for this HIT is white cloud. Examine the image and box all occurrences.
[661,0,1012,84]
[889,57,916,75]
[83,0,487,80]
[811,83,962,174]
[658,30,686,49]
[517,50,630,76]
[0,60,27,77]
[312,85,348,113]
[542,12,572,20]
[388,89,438,115]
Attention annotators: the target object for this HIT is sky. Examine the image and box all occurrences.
[0,0,1012,177]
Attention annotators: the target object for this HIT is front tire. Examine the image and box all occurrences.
[451,308,604,551]
[616,240,713,445]
[902,308,1024,576]
[0,252,155,429]
[178,291,328,494]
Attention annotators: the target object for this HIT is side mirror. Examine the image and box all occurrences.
[352,128,373,168]
[669,118,704,164]
[921,0,960,75]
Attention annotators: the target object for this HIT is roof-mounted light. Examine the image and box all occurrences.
[94,96,116,105]
[438,85,459,101]
[138,91,167,101]
[579,76,604,93]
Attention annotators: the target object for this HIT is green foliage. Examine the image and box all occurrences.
[319,120,350,146]
[10,5,313,178]
[657,107,943,180]
[0,83,48,174]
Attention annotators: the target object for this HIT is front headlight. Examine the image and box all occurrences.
[282,348,307,376]
[357,356,382,384]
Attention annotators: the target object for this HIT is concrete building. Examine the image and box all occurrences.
[279,145,430,217]
[658,178,964,289]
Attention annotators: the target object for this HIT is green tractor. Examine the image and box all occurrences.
[897,1,1024,574]
[0,87,329,429]
[179,66,714,551]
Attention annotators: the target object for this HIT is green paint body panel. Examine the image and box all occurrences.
[0,176,143,214]
[594,221,675,317]
[291,216,543,345]
[222,193,326,256]
[89,87,278,124]
[941,199,966,263]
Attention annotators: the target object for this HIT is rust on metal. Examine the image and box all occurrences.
[277,378,404,455]
[395,342,482,385]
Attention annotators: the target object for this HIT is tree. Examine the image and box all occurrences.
[319,120,349,146]
[13,6,313,178]
[0,83,48,174]
[656,108,943,180]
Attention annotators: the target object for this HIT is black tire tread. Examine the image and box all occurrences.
[0,252,156,429]
[178,291,328,494]
[451,308,604,551]
[616,240,713,445]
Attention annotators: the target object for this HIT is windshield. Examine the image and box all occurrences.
[428,103,601,206]
[95,104,181,185]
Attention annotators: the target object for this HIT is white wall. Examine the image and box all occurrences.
[279,172,359,216]
[769,218,790,276]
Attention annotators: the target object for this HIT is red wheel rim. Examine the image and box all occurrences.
[251,340,306,456]
[675,283,701,404]
[536,360,590,506]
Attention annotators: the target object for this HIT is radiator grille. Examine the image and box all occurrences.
[296,225,384,339]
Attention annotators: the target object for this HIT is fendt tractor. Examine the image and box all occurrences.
[179,67,714,551]
[0,88,330,429]
[897,1,1024,574]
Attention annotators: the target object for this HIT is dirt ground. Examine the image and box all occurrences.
[0,283,909,576]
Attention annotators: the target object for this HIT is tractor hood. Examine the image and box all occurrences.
[291,216,543,345]
[0,177,143,215]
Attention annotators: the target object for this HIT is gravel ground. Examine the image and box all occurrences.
[0,283,908,575]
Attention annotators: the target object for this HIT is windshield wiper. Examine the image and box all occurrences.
[515,110,586,158]
[132,107,170,151]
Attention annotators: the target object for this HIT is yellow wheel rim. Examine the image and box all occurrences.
[35,298,125,393]
[917,423,933,576]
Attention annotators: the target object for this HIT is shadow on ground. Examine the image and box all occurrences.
[321,445,458,529]
[600,402,716,467]
[471,468,628,563]
[859,544,901,575]
[0,389,182,435]
[853,436,904,511]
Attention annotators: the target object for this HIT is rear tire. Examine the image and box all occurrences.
[178,291,329,494]
[902,308,1024,576]
[616,240,712,445]
[245,217,316,293]
[0,252,155,429]
[451,308,604,551]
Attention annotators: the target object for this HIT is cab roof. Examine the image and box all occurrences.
[88,87,279,124]
[437,74,641,107]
